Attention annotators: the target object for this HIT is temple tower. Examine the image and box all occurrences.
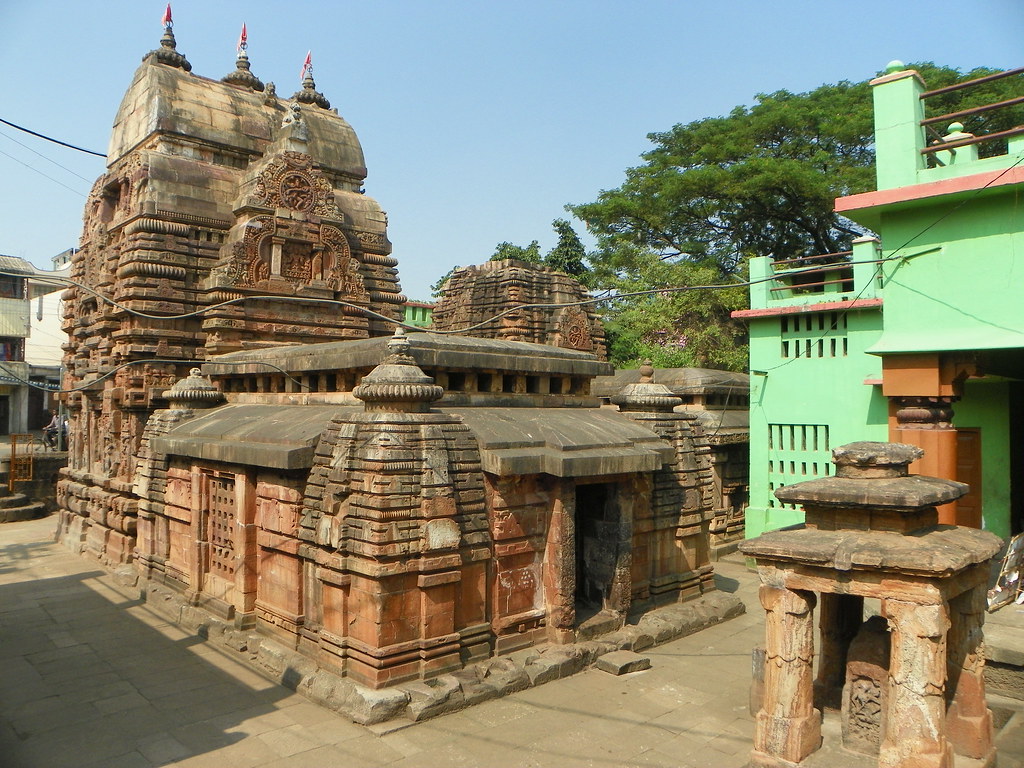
[57,19,403,563]
[432,260,607,360]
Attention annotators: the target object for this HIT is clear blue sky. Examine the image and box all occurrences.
[0,1,1020,300]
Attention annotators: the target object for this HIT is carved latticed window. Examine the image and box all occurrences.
[204,472,236,578]
[767,423,831,509]
[780,312,848,358]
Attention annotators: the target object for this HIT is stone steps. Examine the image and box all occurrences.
[0,498,47,523]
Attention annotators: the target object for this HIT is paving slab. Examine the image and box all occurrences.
[2,515,1023,767]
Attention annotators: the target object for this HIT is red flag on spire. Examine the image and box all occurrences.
[237,23,247,51]
[162,3,172,27]
[301,51,312,80]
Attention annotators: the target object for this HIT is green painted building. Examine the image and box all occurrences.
[402,300,435,328]
[738,63,1024,540]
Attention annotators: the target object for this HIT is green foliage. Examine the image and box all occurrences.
[570,79,876,276]
[490,240,542,264]
[430,265,459,298]
[545,219,589,278]
[433,220,592,297]
[599,252,749,370]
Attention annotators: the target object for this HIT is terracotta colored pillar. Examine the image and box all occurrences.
[892,397,959,525]
[814,593,863,710]
[945,584,995,760]
[880,599,953,768]
[752,585,821,766]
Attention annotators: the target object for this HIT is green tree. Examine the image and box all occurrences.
[571,62,1020,368]
[545,218,588,278]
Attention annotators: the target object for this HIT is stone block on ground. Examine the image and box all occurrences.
[595,650,652,676]
[402,675,465,721]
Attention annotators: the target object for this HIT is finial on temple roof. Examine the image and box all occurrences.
[222,22,264,92]
[292,51,331,109]
[146,3,192,71]
[639,360,655,383]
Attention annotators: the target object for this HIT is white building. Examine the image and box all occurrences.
[0,254,68,433]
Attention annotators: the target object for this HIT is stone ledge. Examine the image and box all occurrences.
[107,572,744,726]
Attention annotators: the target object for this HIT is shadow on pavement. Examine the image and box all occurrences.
[0,532,291,768]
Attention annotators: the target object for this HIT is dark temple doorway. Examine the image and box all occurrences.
[574,482,618,626]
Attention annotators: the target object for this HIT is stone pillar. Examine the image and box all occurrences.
[880,599,953,768]
[753,585,821,766]
[945,584,994,760]
[815,593,864,710]
[892,396,959,525]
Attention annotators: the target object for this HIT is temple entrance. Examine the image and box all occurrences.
[574,482,628,630]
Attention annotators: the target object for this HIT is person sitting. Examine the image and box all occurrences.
[43,410,60,450]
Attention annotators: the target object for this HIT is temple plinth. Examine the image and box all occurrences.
[741,441,1002,768]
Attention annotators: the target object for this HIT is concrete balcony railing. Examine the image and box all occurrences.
[748,236,883,311]
[872,63,1024,191]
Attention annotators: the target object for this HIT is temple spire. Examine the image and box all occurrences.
[145,3,192,71]
[292,51,331,109]
[222,22,264,91]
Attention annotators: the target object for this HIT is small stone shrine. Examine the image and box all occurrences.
[740,442,1002,768]
[125,330,733,689]
[594,366,750,559]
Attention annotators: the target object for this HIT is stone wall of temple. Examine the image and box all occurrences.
[616,398,716,609]
[432,260,607,360]
[57,29,403,564]
[127,335,722,688]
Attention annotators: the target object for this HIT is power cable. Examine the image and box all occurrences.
[0,117,106,158]
[0,127,95,183]
[0,257,894,396]
[0,147,88,197]
[756,153,1024,376]
[5,256,894,337]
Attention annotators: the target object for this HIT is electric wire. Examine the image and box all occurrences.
[0,117,106,158]
[0,255,907,396]
[755,152,1024,376]
[4,142,1021,396]
[0,147,88,197]
[0,127,96,183]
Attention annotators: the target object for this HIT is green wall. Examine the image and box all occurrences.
[746,307,889,539]
[871,195,1024,355]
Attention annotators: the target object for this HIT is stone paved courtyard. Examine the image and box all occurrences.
[2,515,1022,768]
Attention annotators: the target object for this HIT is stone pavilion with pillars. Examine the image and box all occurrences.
[742,441,1002,768]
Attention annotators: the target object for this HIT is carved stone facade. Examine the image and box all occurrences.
[594,366,750,559]
[741,442,1002,768]
[56,29,402,563]
[432,260,607,360]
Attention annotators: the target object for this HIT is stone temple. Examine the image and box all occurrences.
[56,22,739,692]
